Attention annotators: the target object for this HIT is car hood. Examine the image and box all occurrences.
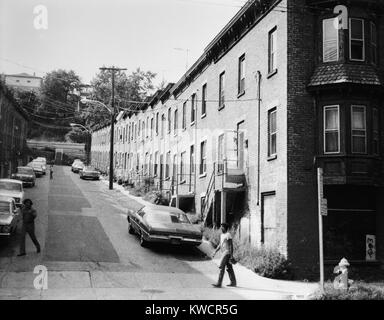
[0,191,23,198]
[0,214,14,225]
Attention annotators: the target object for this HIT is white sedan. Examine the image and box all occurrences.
[0,196,20,236]
[0,179,25,207]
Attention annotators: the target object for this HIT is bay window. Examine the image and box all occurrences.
[351,105,366,153]
[324,105,340,154]
[323,18,339,62]
[350,18,365,61]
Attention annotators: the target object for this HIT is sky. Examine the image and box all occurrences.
[0,0,246,86]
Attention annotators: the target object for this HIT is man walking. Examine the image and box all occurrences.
[17,199,41,256]
[212,223,237,288]
[49,164,53,180]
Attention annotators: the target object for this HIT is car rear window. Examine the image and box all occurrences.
[0,182,21,191]
[147,211,190,224]
[18,168,33,174]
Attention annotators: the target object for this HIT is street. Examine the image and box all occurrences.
[0,166,297,300]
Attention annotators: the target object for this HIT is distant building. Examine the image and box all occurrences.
[4,72,42,92]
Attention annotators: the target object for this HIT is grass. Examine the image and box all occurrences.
[313,281,384,300]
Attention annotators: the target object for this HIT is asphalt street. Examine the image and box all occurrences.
[0,166,274,299]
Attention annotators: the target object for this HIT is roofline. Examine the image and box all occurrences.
[6,74,43,80]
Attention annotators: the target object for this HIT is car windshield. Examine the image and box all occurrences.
[18,168,33,174]
[0,201,10,214]
[0,181,21,192]
[147,210,190,224]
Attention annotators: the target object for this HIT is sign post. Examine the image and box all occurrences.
[317,167,325,293]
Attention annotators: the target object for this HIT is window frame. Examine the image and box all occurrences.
[268,108,277,157]
[349,18,365,62]
[174,108,178,135]
[268,27,277,74]
[323,105,340,154]
[201,83,207,118]
[219,71,225,110]
[191,93,196,125]
[182,101,187,130]
[180,151,186,183]
[351,105,367,154]
[199,140,207,176]
[323,17,339,63]
[238,54,246,95]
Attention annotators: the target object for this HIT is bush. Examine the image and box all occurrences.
[315,282,384,300]
[203,227,293,280]
[233,239,293,280]
[143,190,169,206]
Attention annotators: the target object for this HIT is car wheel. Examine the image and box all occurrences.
[128,220,135,235]
[140,232,148,247]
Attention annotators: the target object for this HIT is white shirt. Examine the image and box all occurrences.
[220,232,232,255]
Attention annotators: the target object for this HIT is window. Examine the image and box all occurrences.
[371,22,377,65]
[182,101,187,129]
[191,94,196,124]
[180,152,186,182]
[156,112,159,135]
[190,145,195,175]
[268,108,277,157]
[238,54,246,94]
[373,108,379,155]
[151,117,154,138]
[161,114,165,138]
[165,151,171,179]
[218,134,224,173]
[324,105,340,153]
[323,18,339,62]
[172,154,177,181]
[219,72,225,110]
[154,152,158,176]
[168,108,171,133]
[174,109,178,134]
[202,84,207,117]
[149,154,153,176]
[146,117,149,137]
[268,27,277,73]
[200,140,207,175]
[350,18,365,61]
[351,105,366,153]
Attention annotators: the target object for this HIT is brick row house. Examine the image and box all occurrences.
[91,0,384,275]
[0,81,30,178]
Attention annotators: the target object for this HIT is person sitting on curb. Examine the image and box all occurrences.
[211,223,237,288]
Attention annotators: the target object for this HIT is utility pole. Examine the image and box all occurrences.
[99,66,127,190]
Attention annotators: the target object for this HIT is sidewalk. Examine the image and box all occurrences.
[100,177,320,300]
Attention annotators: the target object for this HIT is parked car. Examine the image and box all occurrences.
[127,204,203,247]
[71,160,84,173]
[80,166,100,180]
[32,159,46,174]
[11,166,36,187]
[0,179,25,207]
[0,196,20,236]
[27,161,44,177]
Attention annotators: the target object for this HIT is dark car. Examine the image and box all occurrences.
[127,204,202,247]
[80,166,100,180]
[11,166,36,187]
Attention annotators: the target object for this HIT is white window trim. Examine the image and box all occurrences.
[200,140,207,175]
[201,83,207,118]
[349,18,365,62]
[323,18,339,63]
[219,71,225,110]
[268,28,277,73]
[323,105,340,154]
[351,105,367,154]
[268,109,277,157]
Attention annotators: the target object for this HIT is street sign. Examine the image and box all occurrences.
[321,198,328,216]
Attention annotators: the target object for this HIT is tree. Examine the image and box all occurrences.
[65,127,88,143]
[81,68,157,128]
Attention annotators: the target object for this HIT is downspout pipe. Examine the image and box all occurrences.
[256,70,262,206]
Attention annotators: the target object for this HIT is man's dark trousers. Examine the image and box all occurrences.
[20,223,40,254]
[217,254,236,286]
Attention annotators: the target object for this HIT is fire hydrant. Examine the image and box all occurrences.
[333,258,353,290]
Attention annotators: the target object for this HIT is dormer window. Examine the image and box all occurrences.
[323,18,339,62]
[349,18,365,62]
